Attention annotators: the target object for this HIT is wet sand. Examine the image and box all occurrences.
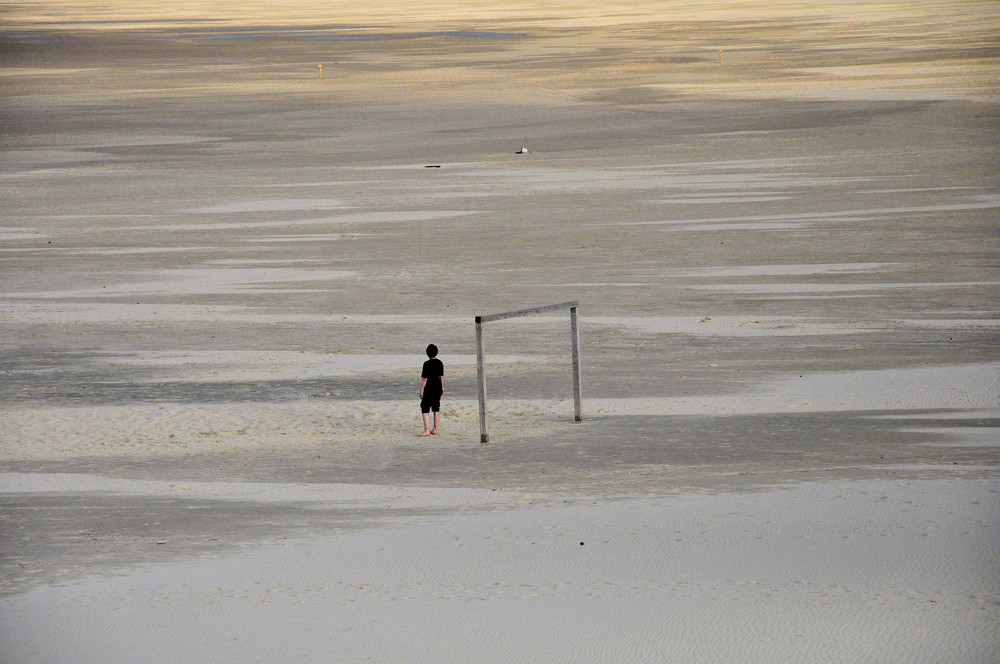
[2,2,999,662]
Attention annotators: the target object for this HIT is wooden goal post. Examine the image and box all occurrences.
[475,301,582,443]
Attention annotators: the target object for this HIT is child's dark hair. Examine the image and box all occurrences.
[426,344,438,358]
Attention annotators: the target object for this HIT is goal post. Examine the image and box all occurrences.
[475,301,582,443]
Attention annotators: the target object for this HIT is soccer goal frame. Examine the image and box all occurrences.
[475,301,582,443]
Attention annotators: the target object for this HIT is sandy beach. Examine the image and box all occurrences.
[2,2,999,662]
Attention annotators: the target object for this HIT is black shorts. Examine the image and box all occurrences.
[420,395,441,413]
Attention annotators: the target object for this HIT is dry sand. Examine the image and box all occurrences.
[3,477,996,663]
[2,2,999,662]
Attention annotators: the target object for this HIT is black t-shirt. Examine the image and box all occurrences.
[421,358,444,396]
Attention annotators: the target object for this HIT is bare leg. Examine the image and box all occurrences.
[431,411,441,435]
[419,412,432,436]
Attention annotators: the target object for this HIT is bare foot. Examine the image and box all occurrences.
[418,431,433,437]
[430,430,439,435]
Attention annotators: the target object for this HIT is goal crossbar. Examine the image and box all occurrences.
[475,301,582,444]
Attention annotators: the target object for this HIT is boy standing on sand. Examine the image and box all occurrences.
[419,344,444,437]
